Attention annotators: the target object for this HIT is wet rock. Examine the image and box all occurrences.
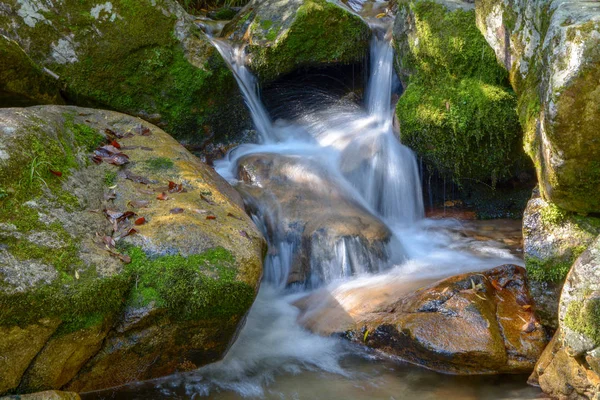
[523,188,600,329]
[0,0,249,144]
[530,235,600,399]
[221,0,371,82]
[475,1,600,214]
[0,105,265,395]
[299,265,548,374]
[237,152,391,287]
[0,35,63,107]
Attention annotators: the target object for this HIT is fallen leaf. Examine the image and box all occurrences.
[110,140,121,149]
[490,279,503,292]
[128,200,150,208]
[119,211,136,221]
[206,215,216,220]
[107,249,131,263]
[157,192,169,201]
[107,153,129,166]
[521,315,536,333]
[91,155,103,164]
[104,190,116,201]
[75,270,80,280]
[49,169,63,177]
[168,181,186,193]
[227,212,243,221]
[201,194,215,205]
[140,125,152,136]
[124,171,152,185]
[102,235,116,248]
[141,146,153,151]
[193,209,207,214]
[134,217,146,225]
[521,304,532,311]
[170,208,184,214]
[99,144,121,155]
[104,209,124,220]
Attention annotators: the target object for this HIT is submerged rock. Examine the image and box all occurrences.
[221,0,371,82]
[523,188,600,329]
[299,264,548,374]
[0,0,249,144]
[0,106,265,395]
[236,152,392,287]
[393,0,526,185]
[1,391,80,400]
[0,35,63,107]
[476,0,600,214]
[530,235,600,399]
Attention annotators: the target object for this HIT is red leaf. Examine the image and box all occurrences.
[168,181,186,193]
[110,140,121,149]
[119,211,137,221]
[49,169,63,177]
[170,208,184,214]
[490,279,503,292]
[92,155,103,164]
[134,217,146,225]
[140,125,152,136]
[124,228,138,237]
[206,215,216,220]
[157,192,169,201]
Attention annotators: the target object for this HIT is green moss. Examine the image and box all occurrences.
[564,297,600,345]
[248,0,370,81]
[125,247,255,321]
[525,256,573,283]
[104,171,117,186]
[214,7,237,20]
[397,78,520,183]
[540,203,568,226]
[145,157,174,171]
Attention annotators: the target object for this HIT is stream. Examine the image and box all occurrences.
[83,3,544,399]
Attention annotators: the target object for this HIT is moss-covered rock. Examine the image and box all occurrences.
[393,0,525,186]
[0,105,265,395]
[476,0,600,214]
[221,0,371,82]
[0,35,63,107]
[530,235,600,398]
[522,188,600,328]
[0,0,250,144]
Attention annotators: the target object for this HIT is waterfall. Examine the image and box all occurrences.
[213,34,425,287]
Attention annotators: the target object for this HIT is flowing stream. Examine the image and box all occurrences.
[84,7,543,400]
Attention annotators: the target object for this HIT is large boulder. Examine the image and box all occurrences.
[221,0,371,82]
[236,152,391,287]
[298,264,548,374]
[0,34,63,107]
[523,188,600,329]
[0,106,265,395]
[475,1,600,214]
[530,235,600,399]
[393,0,526,185]
[0,0,249,144]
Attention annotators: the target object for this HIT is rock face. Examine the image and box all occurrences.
[0,0,249,144]
[523,188,600,328]
[0,106,265,395]
[393,0,526,185]
[1,391,80,400]
[0,35,63,107]
[236,153,391,287]
[475,0,600,214]
[298,264,548,374]
[530,236,600,399]
[221,0,371,82]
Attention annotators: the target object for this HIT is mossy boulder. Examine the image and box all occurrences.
[393,0,525,186]
[530,235,600,398]
[476,0,600,214]
[1,391,81,400]
[221,0,371,82]
[0,35,64,107]
[0,105,265,395]
[522,188,600,328]
[0,0,250,144]
[298,264,548,374]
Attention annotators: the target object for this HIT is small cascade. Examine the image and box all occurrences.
[213,32,424,288]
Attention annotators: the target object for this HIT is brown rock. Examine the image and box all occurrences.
[1,391,80,400]
[299,264,548,374]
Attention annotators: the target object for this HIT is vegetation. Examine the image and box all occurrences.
[177,0,248,14]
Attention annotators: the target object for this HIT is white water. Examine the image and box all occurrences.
[86,20,530,400]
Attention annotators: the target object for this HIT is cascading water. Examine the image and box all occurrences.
[85,11,539,400]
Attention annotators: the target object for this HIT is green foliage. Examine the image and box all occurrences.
[145,157,174,171]
[125,247,255,321]
[564,298,600,345]
[104,171,117,186]
[525,256,573,283]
